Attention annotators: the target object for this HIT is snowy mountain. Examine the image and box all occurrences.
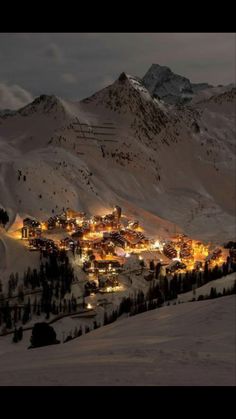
[0,295,235,385]
[142,64,213,104]
[0,68,235,261]
[0,67,235,386]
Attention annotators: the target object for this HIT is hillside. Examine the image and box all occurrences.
[0,295,235,386]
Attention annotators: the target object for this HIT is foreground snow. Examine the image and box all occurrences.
[0,295,235,386]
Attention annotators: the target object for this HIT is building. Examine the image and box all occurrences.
[22,218,41,239]
[21,226,29,240]
[163,243,177,259]
[94,259,122,274]
[113,205,122,222]
[66,208,85,220]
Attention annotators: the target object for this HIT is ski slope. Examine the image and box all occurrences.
[0,295,235,386]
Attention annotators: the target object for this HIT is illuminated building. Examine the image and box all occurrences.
[21,226,29,240]
[113,205,122,222]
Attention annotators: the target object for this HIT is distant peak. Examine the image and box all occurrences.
[32,94,59,105]
[144,64,176,82]
[118,72,129,82]
[18,94,63,116]
[150,63,171,71]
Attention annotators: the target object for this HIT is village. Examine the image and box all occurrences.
[19,205,230,295]
[0,204,235,341]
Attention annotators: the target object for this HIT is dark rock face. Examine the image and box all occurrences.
[118,72,128,82]
[142,64,212,105]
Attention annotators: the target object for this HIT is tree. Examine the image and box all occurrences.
[6,314,12,329]
[29,323,60,348]
[18,327,23,341]
[139,259,145,272]
[85,325,90,334]
[73,326,78,337]
[12,328,18,343]
[22,305,30,325]
[33,297,37,314]
[149,260,155,271]
[210,287,217,299]
[155,262,162,279]
[203,262,209,283]
[0,208,9,227]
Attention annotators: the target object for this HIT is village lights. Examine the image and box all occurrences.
[14,206,229,284]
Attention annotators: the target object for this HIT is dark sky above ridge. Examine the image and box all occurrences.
[0,33,235,109]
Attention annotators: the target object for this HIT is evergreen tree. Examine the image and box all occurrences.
[33,297,37,314]
[18,326,23,341]
[203,262,209,283]
[0,208,9,226]
[29,323,59,348]
[73,326,78,337]
[6,314,12,329]
[149,260,155,271]
[85,325,90,334]
[210,287,217,299]
[155,262,162,279]
[12,327,18,343]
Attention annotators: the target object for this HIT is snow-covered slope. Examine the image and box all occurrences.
[0,70,235,253]
[177,272,236,303]
[142,64,213,104]
[0,295,235,386]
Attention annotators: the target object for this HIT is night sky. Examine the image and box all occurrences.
[0,33,235,109]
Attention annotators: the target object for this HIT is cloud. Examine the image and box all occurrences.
[0,83,33,110]
[0,33,234,101]
[61,73,77,84]
[44,43,63,62]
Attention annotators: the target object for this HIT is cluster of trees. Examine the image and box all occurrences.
[29,323,60,348]
[63,325,83,343]
[224,241,236,249]
[12,326,23,343]
[103,289,163,327]
[0,293,79,330]
[0,298,33,329]
[148,260,162,279]
[8,273,19,298]
[0,251,77,331]
[101,262,236,328]
[0,208,9,227]
[23,251,74,297]
[0,301,13,329]
[197,281,236,301]
[158,259,235,300]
